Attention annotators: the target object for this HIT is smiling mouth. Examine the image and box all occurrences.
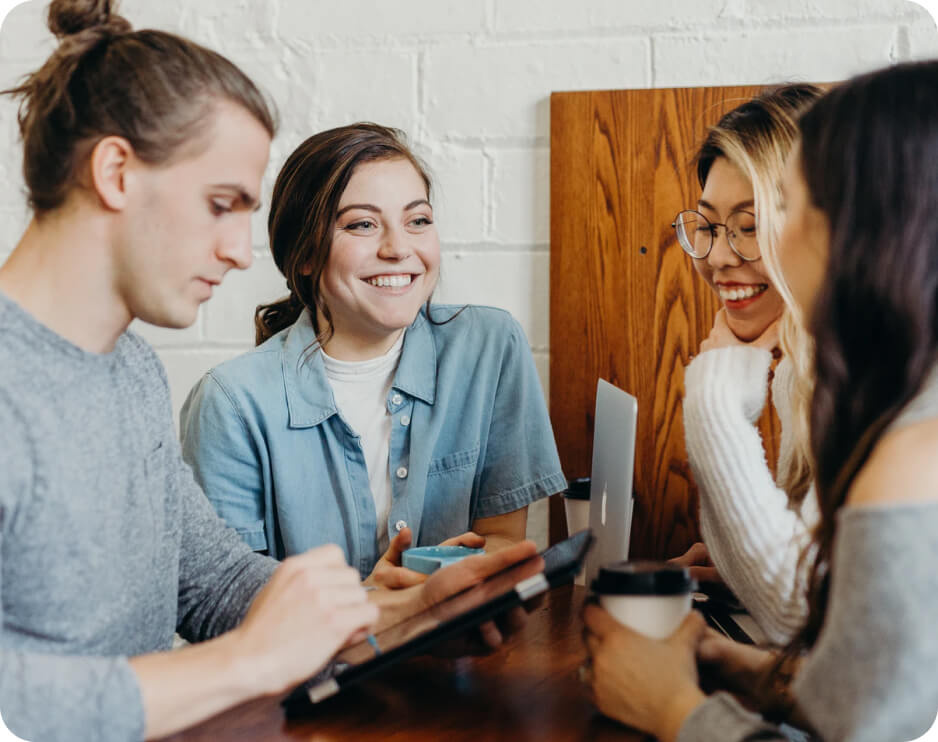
[718,283,768,302]
[364,274,414,288]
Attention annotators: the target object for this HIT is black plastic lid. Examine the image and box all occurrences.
[563,477,591,500]
[591,561,695,596]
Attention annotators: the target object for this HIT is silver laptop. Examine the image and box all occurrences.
[583,379,638,587]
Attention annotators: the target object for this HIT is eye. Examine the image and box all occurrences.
[344,220,377,232]
[210,199,233,216]
[409,215,434,227]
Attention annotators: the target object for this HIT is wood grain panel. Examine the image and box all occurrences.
[549,85,782,559]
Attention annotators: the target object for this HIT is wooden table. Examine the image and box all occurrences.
[164,585,650,741]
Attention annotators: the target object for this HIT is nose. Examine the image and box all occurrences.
[707,225,742,270]
[377,225,411,261]
[217,220,254,272]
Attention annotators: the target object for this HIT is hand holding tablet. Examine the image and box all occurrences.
[283,531,593,709]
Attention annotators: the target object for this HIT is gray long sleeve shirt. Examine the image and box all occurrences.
[678,504,938,742]
[0,291,278,741]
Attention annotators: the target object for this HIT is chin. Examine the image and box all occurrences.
[724,313,774,342]
[138,306,199,331]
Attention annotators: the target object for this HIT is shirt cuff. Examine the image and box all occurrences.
[473,470,567,519]
[676,692,786,742]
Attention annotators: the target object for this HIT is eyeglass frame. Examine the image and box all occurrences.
[671,209,761,262]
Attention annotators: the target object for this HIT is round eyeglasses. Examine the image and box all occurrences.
[671,209,760,261]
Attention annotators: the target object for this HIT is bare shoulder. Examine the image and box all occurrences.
[848,417,938,507]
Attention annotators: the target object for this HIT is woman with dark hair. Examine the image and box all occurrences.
[180,123,565,586]
[583,60,938,742]
[672,84,823,644]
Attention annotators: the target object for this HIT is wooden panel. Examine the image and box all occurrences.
[549,85,781,560]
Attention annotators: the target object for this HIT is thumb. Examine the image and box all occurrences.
[670,610,708,649]
[383,527,413,565]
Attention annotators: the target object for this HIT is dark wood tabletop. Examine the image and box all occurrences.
[163,584,651,741]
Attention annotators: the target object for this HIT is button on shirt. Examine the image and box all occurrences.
[180,305,567,578]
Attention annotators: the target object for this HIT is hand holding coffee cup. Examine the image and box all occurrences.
[590,561,697,639]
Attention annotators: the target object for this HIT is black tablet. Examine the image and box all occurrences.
[283,529,594,710]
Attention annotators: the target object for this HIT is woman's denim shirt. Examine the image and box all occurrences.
[179,305,566,577]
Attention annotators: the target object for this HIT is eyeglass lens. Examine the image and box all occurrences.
[673,210,759,260]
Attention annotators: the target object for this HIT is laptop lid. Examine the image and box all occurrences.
[584,379,638,587]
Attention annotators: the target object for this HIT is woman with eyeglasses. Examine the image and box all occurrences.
[670,84,824,645]
[584,59,938,742]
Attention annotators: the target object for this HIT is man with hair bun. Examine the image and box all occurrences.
[0,2,536,740]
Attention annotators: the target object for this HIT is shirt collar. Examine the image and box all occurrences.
[394,308,436,405]
[281,308,437,428]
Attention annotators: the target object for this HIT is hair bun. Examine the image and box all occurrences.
[47,0,130,39]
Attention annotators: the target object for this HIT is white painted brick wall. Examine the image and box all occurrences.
[1,0,936,548]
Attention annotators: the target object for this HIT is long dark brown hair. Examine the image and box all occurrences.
[786,59,938,667]
[257,122,447,348]
[2,0,275,215]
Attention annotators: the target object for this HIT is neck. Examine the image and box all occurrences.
[319,313,404,361]
[0,206,131,354]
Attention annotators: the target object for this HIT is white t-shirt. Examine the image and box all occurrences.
[321,331,405,552]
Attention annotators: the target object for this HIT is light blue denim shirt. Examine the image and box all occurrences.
[179,304,566,577]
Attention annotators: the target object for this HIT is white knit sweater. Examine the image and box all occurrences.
[683,347,818,645]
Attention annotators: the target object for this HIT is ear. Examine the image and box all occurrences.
[88,136,136,211]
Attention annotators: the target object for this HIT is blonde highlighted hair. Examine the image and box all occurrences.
[695,84,824,502]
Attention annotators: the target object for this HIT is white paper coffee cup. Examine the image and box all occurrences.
[591,561,695,639]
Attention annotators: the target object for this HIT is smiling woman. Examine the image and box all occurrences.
[672,84,825,645]
[179,123,566,586]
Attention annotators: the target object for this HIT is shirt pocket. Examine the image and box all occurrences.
[427,444,480,477]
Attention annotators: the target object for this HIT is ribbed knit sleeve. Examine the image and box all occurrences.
[683,348,814,644]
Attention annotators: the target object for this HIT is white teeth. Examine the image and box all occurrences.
[366,274,412,288]
[718,284,767,302]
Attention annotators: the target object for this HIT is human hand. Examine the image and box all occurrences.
[364,528,487,589]
[371,540,542,655]
[668,542,721,584]
[233,544,378,696]
[583,605,707,742]
[699,309,780,354]
[697,628,777,706]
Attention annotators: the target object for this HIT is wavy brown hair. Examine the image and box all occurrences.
[256,123,438,347]
[2,0,275,215]
[776,60,938,697]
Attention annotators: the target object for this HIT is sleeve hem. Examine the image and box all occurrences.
[676,692,784,742]
[473,471,567,519]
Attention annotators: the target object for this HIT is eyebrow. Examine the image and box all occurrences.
[698,198,755,213]
[212,184,262,212]
[336,198,432,218]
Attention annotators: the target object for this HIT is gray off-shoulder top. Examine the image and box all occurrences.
[678,502,938,742]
